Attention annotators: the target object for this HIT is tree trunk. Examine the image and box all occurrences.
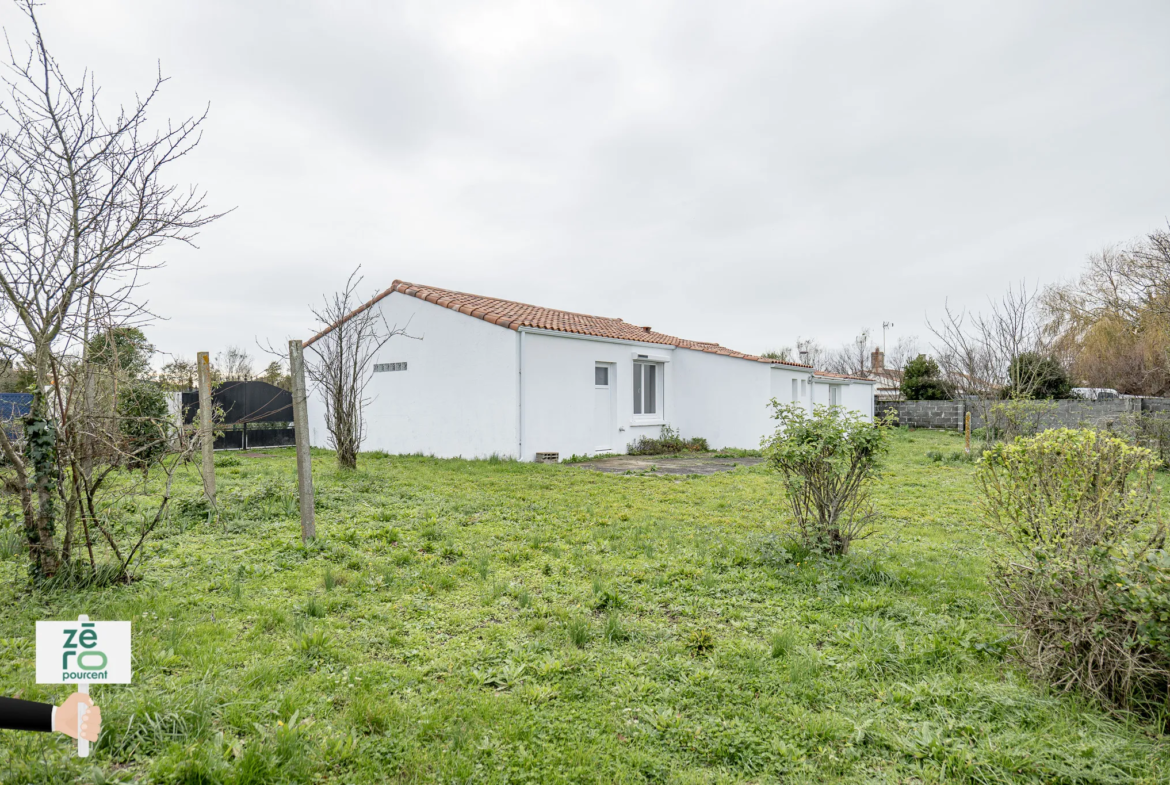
[24,385,61,578]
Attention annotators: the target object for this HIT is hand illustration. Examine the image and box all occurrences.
[54,693,100,742]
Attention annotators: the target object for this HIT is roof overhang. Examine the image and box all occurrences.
[517,327,678,352]
[813,375,877,385]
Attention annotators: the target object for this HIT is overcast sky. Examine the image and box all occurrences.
[12,0,1170,367]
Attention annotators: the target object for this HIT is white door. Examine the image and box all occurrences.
[593,363,614,452]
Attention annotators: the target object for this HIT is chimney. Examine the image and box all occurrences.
[798,349,809,365]
[871,348,884,373]
[641,326,651,333]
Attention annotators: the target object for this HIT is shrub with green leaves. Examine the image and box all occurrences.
[117,380,170,470]
[978,428,1170,716]
[979,428,1158,553]
[1126,411,1170,468]
[761,402,891,556]
[900,354,950,400]
[985,398,1057,444]
[627,424,708,455]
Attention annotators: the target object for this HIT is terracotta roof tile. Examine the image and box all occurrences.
[305,279,822,370]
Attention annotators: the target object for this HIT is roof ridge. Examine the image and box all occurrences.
[394,281,625,323]
[303,278,818,371]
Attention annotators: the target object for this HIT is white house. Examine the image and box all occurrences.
[305,280,875,461]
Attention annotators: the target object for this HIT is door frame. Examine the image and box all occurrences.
[594,362,616,453]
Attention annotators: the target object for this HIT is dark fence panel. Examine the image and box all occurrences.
[182,381,296,450]
[182,380,293,425]
[0,392,32,442]
[0,393,32,421]
[244,427,296,448]
[214,429,244,451]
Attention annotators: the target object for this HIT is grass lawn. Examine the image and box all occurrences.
[1,428,1168,783]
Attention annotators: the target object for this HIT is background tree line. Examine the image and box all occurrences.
[763,223,1170,402]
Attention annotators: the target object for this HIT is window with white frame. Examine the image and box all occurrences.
[829,385,842,406]
[633,361,661,416]
[791,378,799,401]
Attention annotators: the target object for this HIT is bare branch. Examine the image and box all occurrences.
[304,267,419,469]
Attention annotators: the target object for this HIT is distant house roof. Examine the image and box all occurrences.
[305,279,870,381]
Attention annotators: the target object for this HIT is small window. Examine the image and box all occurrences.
[791,379,799,401]
[633,362,658,415]
[830,386,842,406]
[800,379,807,397]
[595,366,609,386]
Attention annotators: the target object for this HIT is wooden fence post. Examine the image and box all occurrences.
[289,339,316,542]
[197,351,215,506]
[964,411,972,455]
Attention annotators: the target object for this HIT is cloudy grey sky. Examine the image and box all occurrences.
[14,0,1170,366]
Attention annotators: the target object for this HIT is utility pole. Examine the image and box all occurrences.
[289,339,316,542]
[197,351,215,506]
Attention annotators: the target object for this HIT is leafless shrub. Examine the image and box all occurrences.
[929,282,1062,447]
[304,268,417,470]
[0,2,222,580]
[1045,225,1170,396]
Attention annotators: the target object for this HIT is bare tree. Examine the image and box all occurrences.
[928,283,1059,442]
[760,346,795,363]
[304,269,417,470]
[762,339,825,367]
[1045,225,1170,396]
[0,2,222,579]
[213,345,254,381]
[885,335,920,374]
[158,356,197,391]
[825,330,873,376]
[795,337,826,369]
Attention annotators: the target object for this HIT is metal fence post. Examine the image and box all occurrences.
[289,340,316,542]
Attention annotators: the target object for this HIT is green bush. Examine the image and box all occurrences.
[117,379,170,469]
[900,354,950,400]
[1126,411,1170,468]
[978,428,1170,716]
[986,398,1057,444]
[627,424,708,455]
[1001,352,1073,399]
[761,402,891,556]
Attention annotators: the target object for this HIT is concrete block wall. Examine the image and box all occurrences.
[1140,398,1170,415]
[875,400,964,430]
[875,397,1163,432]
[969,399,1138,432]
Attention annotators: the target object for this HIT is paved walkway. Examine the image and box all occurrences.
[570,454,764,476]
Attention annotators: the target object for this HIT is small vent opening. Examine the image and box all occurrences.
[534,452,559,464]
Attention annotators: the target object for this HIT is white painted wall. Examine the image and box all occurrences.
[518,331,676,461]
[840,379,875,419]
[305,294,876,461]
[809,379,875,418]
[306,293,519,459]
[671,349,772,450]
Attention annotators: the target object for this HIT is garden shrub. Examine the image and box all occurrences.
[900,354,950,400]
[627,424,708,455]
[761,402,891,556]
[117,379,170,469]
[978,428,1170,716]
[986,398,1057,444]
[1125,411,1170,468]
[1001,351,1074,400]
